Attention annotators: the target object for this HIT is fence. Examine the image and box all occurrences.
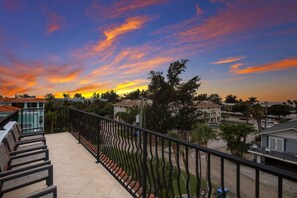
[66,108,297,198]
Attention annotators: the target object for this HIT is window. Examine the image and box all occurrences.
[27,103,37,108]
[39,103,44,108]
[268,136,284,151]
[12,103,24,108]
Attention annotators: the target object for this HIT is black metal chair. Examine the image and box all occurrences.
[0,143,53,198]
[4,132,46,155]
[12,122,45,142]
[0,142,49,171]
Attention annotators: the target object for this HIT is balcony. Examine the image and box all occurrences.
[248,145,297,165]
[1,108,297,197]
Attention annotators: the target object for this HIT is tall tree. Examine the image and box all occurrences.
[45,93,55,100]
[101,90,119,103]
[146,59,201,134]
[124,89,148,100]
[208,93,222,104]
[225,94,238,103]
[268,104,291,120]
[220,123,255,157]
[73,93,84,99]
[195,93,208,101]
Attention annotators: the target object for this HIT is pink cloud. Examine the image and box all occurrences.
[86,0,167,20]
[43,9,65,35]
[230,58,297,74]
[175,0,297,43]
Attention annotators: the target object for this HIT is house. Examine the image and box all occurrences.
[248,119,297,165]
[194,100,222,123]
[0,106,21,120]
[113,99,152,122]
[0,98,46,131]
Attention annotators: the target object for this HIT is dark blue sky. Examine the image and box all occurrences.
[0,0,297,101]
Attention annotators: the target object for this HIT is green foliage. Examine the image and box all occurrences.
[123,89,149,100]
[146,59,201,133]
[101,90,119,103]
[115,106,138,124]
[225,94,238,103]
[190,123,216,146]
[268,104,291,119]
[219,123,255,157]
[45,93,55,100]
[73,93,84,99]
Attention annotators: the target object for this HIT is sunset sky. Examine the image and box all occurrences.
[0,0,297,102]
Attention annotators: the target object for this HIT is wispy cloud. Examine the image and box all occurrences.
[2,0,24,12]
[86,0,167,20]
[195,4,203,15]
[230,58,297,74]
[73,16,151,59]
[175,0,297,43]
[212,56,246,64]
[43,9,64,35]
[0,54,83,96]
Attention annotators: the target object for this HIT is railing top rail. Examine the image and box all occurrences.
[68,107,297,182]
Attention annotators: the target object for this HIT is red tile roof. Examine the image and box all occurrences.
[0,98,46,103]
[194,100,221,108]
[0,106,21,112]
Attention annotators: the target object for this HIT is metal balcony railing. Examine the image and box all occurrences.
[8,108,297,198]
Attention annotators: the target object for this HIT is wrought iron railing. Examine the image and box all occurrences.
[66,108,297,198]
[16,107,297,197]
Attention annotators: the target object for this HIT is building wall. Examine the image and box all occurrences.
[261,134,297,154]
[197,107,221,123]
[114,106,128,119]
[268,129,297,140]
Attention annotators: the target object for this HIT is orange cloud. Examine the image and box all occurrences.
[213,56,246,64]
[115,79,148,95]
[43,9,64,35]
[230,58,297,74]
[47,69,82,83]
[175,0,297,43]
[86,0,167,20]
[93,16,150,52]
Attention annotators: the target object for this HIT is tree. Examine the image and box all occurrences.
[220,123,255,157]
[146,59,201,134]
[250,104,264,132]
[225,94,238,103]
[73,93,84,99]
[268,104,291,120]
[287,100,297,114]
[195,93,208,101]
[63,93,70,99]
[45,110,57,133]
[115,106,138,124]
[101,90,119,103]
[0,94,3,99]
[208,93,222,105]
[45,93,55,100]
[91,92,100,100]
[123,89,148,100]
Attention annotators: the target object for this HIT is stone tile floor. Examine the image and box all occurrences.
[4,132,132,198]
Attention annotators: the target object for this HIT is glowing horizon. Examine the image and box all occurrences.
[0,0,297,102]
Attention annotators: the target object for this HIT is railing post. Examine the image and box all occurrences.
[21,109,23,130]
[78,112,81,144]
[96,117,101,163]
[142,131,148,198]
[68,108,71,133]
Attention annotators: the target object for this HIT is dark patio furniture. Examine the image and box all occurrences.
[20,185,57,198]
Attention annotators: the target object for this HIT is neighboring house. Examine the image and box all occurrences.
[113,99,152,121]
[0,106,21,119]
[194,100,222,123]
[248,119,297,165]
[0,98,46,131]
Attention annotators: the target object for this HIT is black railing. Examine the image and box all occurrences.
[65,108,297,198]
[19,108,69,133]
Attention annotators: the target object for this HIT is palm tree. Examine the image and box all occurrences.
[190,123,216,193]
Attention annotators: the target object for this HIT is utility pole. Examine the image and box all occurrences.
[264,101,268,129]
[139,96,144,128]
